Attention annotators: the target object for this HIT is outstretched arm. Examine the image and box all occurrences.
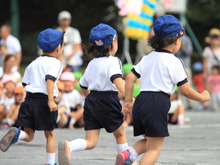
[179,82,210,102]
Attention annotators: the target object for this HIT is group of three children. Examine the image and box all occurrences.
[0,15,210,165]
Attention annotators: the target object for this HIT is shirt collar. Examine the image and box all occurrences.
[155,49,173,54]
[41,54,56,58]
[95,55,109,58]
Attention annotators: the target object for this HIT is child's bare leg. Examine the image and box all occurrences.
[44,130,56,153]
[85,129,100,149]
[172,105,184,124]
[0,105,5,123]
[44,130,56,164]
[57,113,68,128]
[139,137,164,165]
[10,105,20,122]
[133,137,147,155]
[113,124,128,153]
[69,108,84,127]
[76,117,84,127]
[71,108,83,121]
[23,128,34,142]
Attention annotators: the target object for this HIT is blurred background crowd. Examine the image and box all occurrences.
[0,0,220,129]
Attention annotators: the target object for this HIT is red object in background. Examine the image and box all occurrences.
[193,73,205,93]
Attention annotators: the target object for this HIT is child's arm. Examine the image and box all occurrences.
[47,79,58,111]
[113,77,125,96]
[123,72,138,114]
[81,88,90,97]
[179,82,210,102]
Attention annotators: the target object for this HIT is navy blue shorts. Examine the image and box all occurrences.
[16,93,58,131]
[84,91,124,133]
[132,91,170,137]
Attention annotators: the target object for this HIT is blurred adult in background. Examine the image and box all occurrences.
[56,11,83,71]
[0,25,22,71]
[175,33,193,109]
[135,27,154,64]
[203,28,220,81]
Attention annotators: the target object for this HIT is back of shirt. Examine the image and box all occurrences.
[133,50,187,95]
[80,56,122,91]
[22,56,63,97]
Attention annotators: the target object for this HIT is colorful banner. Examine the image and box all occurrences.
[117,0,157,40]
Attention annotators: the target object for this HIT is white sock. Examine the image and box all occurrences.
[7,118,15,126]
[116,143,128,153]
[69,138,87,152]
[70,118,76,125]
[56,115,61,123]
[46,152,55,164]
[128,146,138,162]
[178,114,184,124]
[18,130,26,140]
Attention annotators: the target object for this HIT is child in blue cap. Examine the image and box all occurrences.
[115,15,210,165]
[58,23,130,165]
[0,28,64,165]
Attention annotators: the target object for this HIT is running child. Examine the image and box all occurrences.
[115,15,210,165]
[58,23,129,165]
[0,28,64,165]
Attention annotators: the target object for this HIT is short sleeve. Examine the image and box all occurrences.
[73,29,82,44]
[79,70,88,89]
[22,65,30,85]
[45,60,62,81]
[109,57,123,82]
[203,47,212,58]
[169,58,188,86]
[132,62,141,78]
[13,38,22,52]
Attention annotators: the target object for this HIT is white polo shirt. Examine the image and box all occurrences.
[80,55,123,91]
[61,89,84,115]
[56,26,82,66]
[132,50,188,95]
[22,55,63,97]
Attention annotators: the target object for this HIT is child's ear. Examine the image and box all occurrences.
[174,38,181,45]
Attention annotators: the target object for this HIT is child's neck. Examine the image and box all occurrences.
[4,68,13,74]
[161,45,175,54]
[6,92,13,98]
[43,52,57,58]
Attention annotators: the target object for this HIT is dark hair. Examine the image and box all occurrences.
[83,35,118,58]
[212,65,220,72]
[148,33,183,49]
[4,54,16,63]
[82,44,112,57]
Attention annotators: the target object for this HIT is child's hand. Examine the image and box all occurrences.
[201,90,210,102]
[48,100,58,111]
[123,101,133,114]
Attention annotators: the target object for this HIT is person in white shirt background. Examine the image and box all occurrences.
[57,10,83,72]
[0,25,22,71]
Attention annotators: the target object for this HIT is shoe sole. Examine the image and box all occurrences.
[58,140,70,165]
[115,152,125,165]
[0,127,18,152]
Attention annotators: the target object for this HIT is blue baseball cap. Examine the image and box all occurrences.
[153,15,184,38]
[89,23,117,47]
[37,28,63,52]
